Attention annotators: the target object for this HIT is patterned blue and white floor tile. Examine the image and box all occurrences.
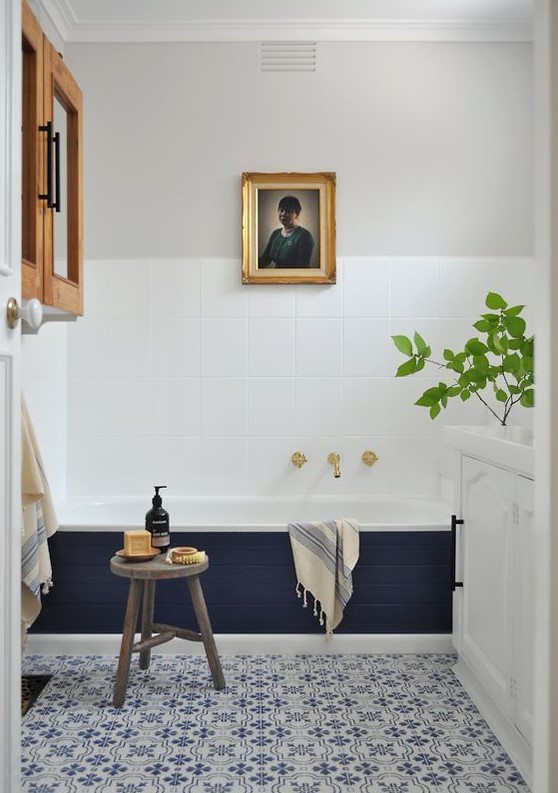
[21,653,530,793]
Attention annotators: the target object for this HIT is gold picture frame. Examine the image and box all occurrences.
[242,172,336,284]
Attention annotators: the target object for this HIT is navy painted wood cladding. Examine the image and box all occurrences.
[30,531,452,635]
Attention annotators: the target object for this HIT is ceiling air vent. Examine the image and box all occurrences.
[260,42,317,73]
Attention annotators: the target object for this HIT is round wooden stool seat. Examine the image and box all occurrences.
[110,553,225,706]
[110,553,209,580]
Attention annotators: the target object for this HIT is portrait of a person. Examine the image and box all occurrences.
[258,195,316,269]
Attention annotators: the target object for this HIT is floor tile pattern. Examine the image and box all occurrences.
[21,653,530,792]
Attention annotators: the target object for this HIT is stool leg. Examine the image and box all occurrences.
[139,580,156,670]
[113,578,142,707]
[187,575,226,690]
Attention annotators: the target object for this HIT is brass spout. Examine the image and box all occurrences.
[327,452,341,478]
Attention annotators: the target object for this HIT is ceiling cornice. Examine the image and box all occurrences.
[38,0,74,42]
[38,1,533,44]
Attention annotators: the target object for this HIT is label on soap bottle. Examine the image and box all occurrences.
[149,517,169,548]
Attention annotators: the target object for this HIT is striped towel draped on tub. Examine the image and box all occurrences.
[288,519,359,634]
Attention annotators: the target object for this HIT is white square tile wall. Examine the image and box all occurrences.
[344,258,391,317]
[153,319,200,377]
[105,378,153,438]
[152,259,200,319]
[201,319,246,377]
[153,378,201,437]
[248,379,295,437]
[22,322,67,503]
[105,319,151,377]
[201,377,247,437]
[296,319,343,376]
[248,319,295,377]
[391,258,440,317]
[296,377,344,437]
[50,256,536,499]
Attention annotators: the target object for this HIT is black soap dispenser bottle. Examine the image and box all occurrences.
[146,485,170,552]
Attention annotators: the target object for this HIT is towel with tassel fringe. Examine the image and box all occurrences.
[21,396,58,642]
[288,518,359,634]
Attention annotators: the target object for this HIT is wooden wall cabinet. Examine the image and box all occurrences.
[22,0,83,316]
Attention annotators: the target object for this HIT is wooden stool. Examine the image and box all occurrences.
[110,553,225,706]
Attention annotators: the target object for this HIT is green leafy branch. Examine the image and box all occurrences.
[392,291,534,426]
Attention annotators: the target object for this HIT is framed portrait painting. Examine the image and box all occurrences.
[241,172,336,284]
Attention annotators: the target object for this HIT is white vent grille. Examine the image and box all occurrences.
[260,41,317,73]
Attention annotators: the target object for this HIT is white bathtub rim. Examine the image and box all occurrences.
[26,633,454,656]
[54,495,451,532]
[54,522,450,533]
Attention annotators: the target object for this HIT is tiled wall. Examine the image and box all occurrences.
[22,323,67,503]
[61,255,534,500]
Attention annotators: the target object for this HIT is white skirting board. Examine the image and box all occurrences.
[26,633,453,656]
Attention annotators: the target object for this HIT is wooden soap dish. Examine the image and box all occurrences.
[116,548,161,563]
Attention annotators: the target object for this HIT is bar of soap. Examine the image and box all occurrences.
[124,530,152,556]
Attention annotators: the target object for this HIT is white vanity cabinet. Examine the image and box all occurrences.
[445,425,534,785]
[513,474,535,747]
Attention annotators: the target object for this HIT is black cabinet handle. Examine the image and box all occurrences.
[53,130,61,213]
[451,514,464,591]
[38,121,54,208]
[38,122,61,213]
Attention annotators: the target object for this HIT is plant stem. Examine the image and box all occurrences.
[470,389,505,425]
[424,357,505,425]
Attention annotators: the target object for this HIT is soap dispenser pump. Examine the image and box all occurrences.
[146,485,170,552]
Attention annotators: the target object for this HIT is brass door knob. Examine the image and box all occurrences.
[6,297,43,330]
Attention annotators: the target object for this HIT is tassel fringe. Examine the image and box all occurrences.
[295,582,328,629]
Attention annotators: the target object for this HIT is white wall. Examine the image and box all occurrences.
[21,327,67,503]
[22,38,534,502]
[69,41,532,259]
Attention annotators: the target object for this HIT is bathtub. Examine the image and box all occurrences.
[56,495,451,532]
[32,494,454,652]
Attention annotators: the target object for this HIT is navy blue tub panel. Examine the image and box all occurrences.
[30,531,452,635]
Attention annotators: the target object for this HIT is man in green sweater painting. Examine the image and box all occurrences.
[259,195,316,268]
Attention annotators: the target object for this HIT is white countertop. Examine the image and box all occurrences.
[444,424,534,477]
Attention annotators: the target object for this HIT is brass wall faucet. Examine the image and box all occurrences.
[362,450,379,466]
[291,451,307,469]
[327,452,341,478]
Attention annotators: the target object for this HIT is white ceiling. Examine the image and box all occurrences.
[38,0,534,43]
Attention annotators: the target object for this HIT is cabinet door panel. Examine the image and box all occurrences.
[21,0,84,316]
[42,38,83,315]
[514,475,534,746]
[461,456,514,717]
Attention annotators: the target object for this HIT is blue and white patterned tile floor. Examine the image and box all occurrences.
[21,653,530,793]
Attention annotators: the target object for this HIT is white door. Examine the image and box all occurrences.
[460,456,515,719]
[0,0,22,791]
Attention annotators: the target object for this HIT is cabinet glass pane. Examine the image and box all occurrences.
[53,93,68,279]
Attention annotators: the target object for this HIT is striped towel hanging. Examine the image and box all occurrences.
[288,518,359,634]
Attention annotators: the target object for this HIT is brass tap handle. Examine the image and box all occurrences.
[327,452,341,478]
[362,450,379,466]
[291,452,307,469]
